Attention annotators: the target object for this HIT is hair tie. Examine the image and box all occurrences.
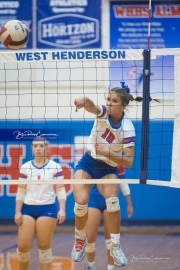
[120,81,130,93]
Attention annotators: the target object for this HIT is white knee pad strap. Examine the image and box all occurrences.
[38,248,52,263]
[17,249,30,262]
[105,239,111,250]
[106,197,120,212]
[85,242,95,253]
[74,202,88,217]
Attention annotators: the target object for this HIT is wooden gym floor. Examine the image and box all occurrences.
[0,228,180,270]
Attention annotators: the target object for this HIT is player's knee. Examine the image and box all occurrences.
[38,248,52,263]
[105,239,111,250]
[74,196,88,206]
[17,249,30,262]
[85,242,95,253]
[106,197,120,212]
[74,202,88,217]
[73,187,89,205]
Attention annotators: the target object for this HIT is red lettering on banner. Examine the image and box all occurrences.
[113,6,124,17]
[154,5,180,17]
[0,146,3,195]
[0,144,73,197]
[171,5,180,16]
[49,145,73,195]
[49,145,72,161]
[0,145,25,196]
[113,5,149,17]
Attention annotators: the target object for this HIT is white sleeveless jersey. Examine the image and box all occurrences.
[19,160,64,205]
[87,105,136,167]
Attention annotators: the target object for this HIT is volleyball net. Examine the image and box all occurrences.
[0,48,180,188]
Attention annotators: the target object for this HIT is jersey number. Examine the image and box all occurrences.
[101,128,115,143]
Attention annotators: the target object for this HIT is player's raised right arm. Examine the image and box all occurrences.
[74,96,101,115]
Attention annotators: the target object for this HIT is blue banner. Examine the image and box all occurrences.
[0,120,93,219]
[37,0,101,49]
[0,120,179,221]
[110,55,174,99]
[110,1,180,49]
[0,0,33,49]
[0,129,62,141]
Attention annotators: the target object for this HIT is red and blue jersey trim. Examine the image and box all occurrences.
[19,173,27,179]
[98,105,106,118]
[54,171,63,178]
[123,136,136,144]
[117,165,125,175]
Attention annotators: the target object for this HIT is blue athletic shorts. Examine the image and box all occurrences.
[88,173,126,212]
[21,203,57,219]
[74,152,118,179]
[88,193,106,212]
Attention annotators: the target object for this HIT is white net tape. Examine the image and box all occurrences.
[0,180,179,188]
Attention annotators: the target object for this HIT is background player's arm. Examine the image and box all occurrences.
[15,184,26,212]
[15,184,26,226]
[95,145,134,168]
[74,96,101,115]
[55,184,66,224]
[125,194,133,218]
[120,184,133,218]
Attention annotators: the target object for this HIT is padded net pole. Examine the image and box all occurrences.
[140,49,151,184]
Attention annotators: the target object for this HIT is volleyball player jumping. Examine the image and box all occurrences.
[71,85,137,267]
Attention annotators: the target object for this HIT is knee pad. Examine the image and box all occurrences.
[38,248,52,263]
[17,249,30,262]
[74,202,88,217]
[105,239,111,250]
[106,197,120,212]
[85,242,95,253]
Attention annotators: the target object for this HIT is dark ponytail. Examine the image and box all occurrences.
[109,87,160,105]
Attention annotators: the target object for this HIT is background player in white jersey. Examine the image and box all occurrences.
[85,166,133,270]
[14,137,66,270]
[71,85,138,267]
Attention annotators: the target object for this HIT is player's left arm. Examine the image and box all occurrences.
[15,174,27,226]
[54,182,66,224]
[124,194,134,218]
[120,184,134,218]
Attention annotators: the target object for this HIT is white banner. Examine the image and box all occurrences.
[171,55,180,185]
[0,49,145,62]
[1,48,180,63]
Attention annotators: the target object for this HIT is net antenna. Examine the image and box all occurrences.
[148,0,152,50]
[140,0,152,184]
